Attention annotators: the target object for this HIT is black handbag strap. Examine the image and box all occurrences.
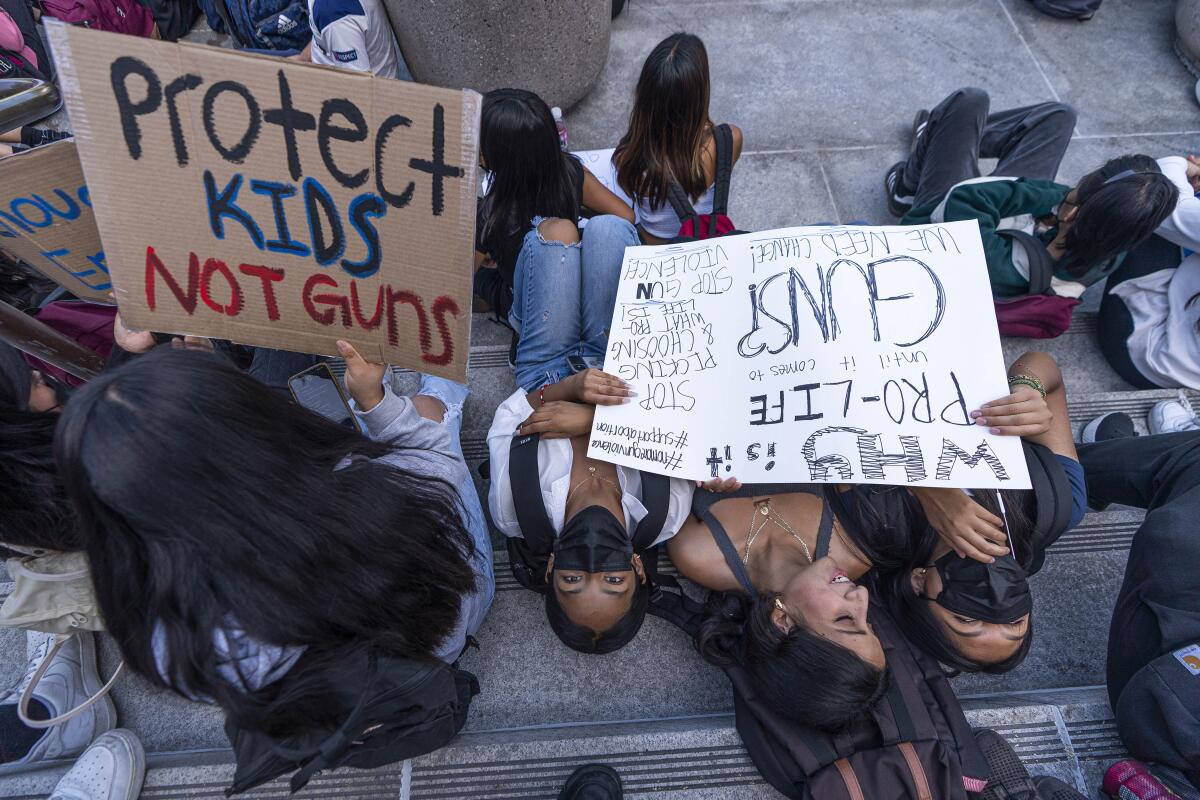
[997,228,1056,296]
[508,433,557,556]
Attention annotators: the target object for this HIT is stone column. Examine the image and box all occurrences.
[1176,0,1200,77]
[383,0,612,110]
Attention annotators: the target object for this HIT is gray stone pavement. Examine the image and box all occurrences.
[572,0,1198,234]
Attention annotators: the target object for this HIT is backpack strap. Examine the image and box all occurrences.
[695,503,756,597]
[711,124,734,220]
[997,228,1056,296]
[507,432,557,557]
[645,573,704,636]
[631,471,671,552]
[665,181,700,230]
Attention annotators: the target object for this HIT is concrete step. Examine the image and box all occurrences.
[0,505,1144,764]
[0,687,1126,799]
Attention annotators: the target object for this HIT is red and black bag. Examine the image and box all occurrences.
[665,123,742,242]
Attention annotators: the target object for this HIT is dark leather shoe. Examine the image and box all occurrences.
[558,764,623,800]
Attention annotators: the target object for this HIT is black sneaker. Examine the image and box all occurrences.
[558,764,623,800]
[974,728,1037,800]
[885,161,914,218]
[1080,412,1137,444]
[1032,776,1087,799]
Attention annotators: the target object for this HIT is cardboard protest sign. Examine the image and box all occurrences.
[46,22,480,379]
[0,140,112,304]
[0,299,104,381]
[588,221,1032,489]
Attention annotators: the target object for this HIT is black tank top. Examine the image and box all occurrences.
[691,484,835,597]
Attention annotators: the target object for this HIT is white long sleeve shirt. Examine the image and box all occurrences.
[1109,157,1200,389]
[486,389,694,546]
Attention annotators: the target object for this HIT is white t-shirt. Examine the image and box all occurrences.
[1111,157,1200,389]
[486,389,695,546]
[307,0,403,79]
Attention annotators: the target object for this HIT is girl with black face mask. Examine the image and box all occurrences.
[874,351,1086,674]
[487,368,699,654]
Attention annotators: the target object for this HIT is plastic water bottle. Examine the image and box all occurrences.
[552,107,568,151]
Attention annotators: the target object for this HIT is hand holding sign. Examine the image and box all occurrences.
[46,23,479,380]
[567,368,635,406]
[587,221,1031,489]
[337,339,386,412]
[910,487,1008,563]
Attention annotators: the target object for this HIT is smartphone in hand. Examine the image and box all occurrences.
[288,362,363,433]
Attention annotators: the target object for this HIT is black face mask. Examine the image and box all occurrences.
[931,551,1032,624]
[554,506,633,573]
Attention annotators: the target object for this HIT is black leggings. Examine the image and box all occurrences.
[1096,234,1184,389]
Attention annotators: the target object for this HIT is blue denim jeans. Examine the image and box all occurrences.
[416,374,495,653]
[508,214,639,391]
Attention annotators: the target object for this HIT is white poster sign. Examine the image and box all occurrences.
[588,221,1031,489]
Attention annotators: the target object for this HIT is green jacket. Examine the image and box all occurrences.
[903,177,1117,299]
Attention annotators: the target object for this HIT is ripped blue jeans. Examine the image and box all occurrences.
[508,214,640,391]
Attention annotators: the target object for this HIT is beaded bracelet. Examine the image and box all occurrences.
[1008,373,1046,398]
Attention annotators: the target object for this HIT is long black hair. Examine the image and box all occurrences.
[873,533,1033,675]
[54,347,477,733]
[696,590,889,733]
[1059,154,1177,278]
[615,33,712,210]
[0,343,76,552]
[478,88,581,255]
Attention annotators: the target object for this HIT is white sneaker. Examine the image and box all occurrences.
[48,729,144,800]
[0,632,117,775]
[1148,391,1200,435]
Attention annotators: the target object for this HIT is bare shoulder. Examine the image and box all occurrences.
[667,516,741,592]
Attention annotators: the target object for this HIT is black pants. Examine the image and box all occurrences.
[1078,432,1200,706]
[900,87,1077,208]
[1096,234,1184,390]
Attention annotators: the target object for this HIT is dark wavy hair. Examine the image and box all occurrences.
[874,532,1033,675]
[696,590,889,733]
[54,347,477,734]
[0,343,76,552]
[478,88,581,260]
[614,32,712,210]
[544,577,650,655]
[1059,154,1177,279]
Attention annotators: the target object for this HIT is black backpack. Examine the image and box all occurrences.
[665,123,744,242]
[136,0,199,41]
[651,578,990,799]
[1027,0,1101,19]
[224,649,479,795]
[504,431,673,591]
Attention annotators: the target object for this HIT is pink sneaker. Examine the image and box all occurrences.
[1103,760,1176,799]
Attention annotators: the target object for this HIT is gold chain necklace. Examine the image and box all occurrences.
[566,465,621,504]
[743,498,812,566]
